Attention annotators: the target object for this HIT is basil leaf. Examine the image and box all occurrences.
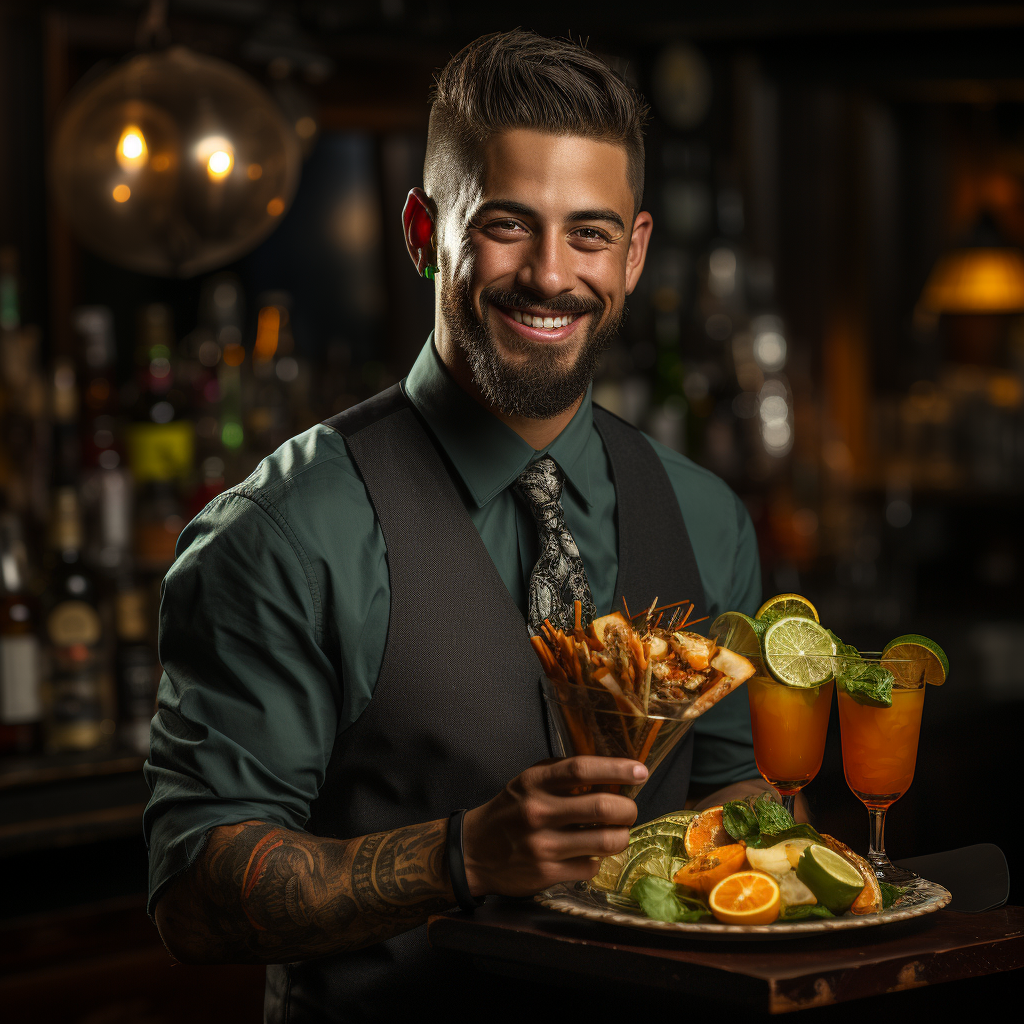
[631,875,711,922]
[779,904,835,920]
[840,661,894,708]
[631,876,685,922]
[722,800,760,843]
[879,882,908,909]
[753,791,796,835]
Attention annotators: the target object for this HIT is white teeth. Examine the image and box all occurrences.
[509,309,574,329]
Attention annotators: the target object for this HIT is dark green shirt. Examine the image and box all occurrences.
[144,337,762,908]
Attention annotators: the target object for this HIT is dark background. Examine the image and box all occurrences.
[1,2,1022,1020]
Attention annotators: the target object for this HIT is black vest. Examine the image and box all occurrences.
[265,386,707,1022]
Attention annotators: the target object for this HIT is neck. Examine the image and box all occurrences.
[434,325,584,451]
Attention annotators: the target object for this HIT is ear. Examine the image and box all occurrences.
[624,211,654,296]
[403,188,436,276]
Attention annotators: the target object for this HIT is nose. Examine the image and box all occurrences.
[515,226,575,299]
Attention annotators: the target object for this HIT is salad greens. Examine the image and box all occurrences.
[631,876,712,923]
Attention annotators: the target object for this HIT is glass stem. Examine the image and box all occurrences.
[866,807,890,867]
[781,793,796,819]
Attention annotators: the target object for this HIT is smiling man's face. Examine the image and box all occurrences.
[437,129,652,419]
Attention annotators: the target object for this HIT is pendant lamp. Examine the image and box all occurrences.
[50,45,301,278]
[918,212,1024,314]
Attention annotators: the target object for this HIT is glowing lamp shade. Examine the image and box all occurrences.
[51,47,300,278]
[918,246,1024,314]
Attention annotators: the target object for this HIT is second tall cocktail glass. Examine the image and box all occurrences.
[836,653,927,884]
[747,671,833,816]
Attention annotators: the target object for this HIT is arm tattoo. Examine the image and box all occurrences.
[160,818,455,963]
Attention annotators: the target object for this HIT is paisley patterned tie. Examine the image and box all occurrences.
[513,456,597,636]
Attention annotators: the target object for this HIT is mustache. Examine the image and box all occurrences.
[480,287,603,316]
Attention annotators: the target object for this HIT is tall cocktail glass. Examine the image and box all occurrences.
[746,670,833,817]
[836,653,927,884]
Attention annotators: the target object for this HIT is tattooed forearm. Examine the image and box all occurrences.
[154,819,456,964]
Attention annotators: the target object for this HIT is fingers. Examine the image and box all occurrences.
[538,790,639,829]
[529,756,648,793]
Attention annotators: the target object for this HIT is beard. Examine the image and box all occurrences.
[440,279,624,419]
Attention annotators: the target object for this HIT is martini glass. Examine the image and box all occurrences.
[836,653,927,884]
[540,676,697,799]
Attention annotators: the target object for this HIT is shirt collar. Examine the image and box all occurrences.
[403,334,595,509]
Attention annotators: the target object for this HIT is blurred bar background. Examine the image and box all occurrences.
[1,2,1022,1019]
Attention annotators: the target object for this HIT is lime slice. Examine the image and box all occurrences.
[618,844,680,892]
[882,634,949,687]
[756,593,820,625]
[590,848,630,892]
[629,820,690,849]
[711,611,767,668]
[762,615,836,687]
[795,844,865,914]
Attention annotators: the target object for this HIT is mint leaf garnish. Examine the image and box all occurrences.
[753,791,796,835]
[840,661,894,707]
[722,801,760,843]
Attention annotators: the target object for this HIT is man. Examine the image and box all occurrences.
[146,29,765,1021]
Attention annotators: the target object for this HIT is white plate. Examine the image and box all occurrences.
[534,876,951,939]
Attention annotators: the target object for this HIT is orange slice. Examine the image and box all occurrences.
[709,870,781,925]
[683,805,732,857]
[673,843,748,895]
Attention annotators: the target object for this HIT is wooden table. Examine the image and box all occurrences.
[428,898,1024,1015]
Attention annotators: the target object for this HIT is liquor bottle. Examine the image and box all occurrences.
[0,510,42,755]
[51,356,80,486]
[114,564,157,756]
[127,305,194,574]
[42,488,113,753]
[75,307,133,573]
[0,248,50,529]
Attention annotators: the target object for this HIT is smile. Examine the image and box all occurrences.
[493,304,588,342]
[508,309,576,329]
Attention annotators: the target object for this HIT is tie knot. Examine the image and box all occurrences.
[514,456,564,512]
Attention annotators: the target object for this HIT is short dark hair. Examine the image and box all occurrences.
[425,29,649,220]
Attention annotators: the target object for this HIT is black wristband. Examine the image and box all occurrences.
[446,808,484,912]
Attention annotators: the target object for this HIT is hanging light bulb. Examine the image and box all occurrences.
[51,47,300,278]
[117,125,148,169]
[195,135,235,180]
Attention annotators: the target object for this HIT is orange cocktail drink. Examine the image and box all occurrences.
[836,652,931,883]
[838,683,925,808]
[747,675,833,799]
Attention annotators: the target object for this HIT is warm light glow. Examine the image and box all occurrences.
[117,126,148,170]
[112,184,131,203]
[152,153,170,172]
[295,116,317,140]
[254,306,281,362]
[208,150,233,176]
[247,163,263,180]
[919,247,1024,313]
[195,136,235,180]
[222,343,245,367]
[266,197,285,217]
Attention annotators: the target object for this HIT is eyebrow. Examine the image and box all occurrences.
[473,199,625,231]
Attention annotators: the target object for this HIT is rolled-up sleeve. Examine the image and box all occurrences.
[143,490,340,915]
[690,491,762,785]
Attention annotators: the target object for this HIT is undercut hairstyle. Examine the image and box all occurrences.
[425,29,649,223]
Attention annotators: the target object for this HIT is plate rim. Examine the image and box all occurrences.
[534,876,952,938]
